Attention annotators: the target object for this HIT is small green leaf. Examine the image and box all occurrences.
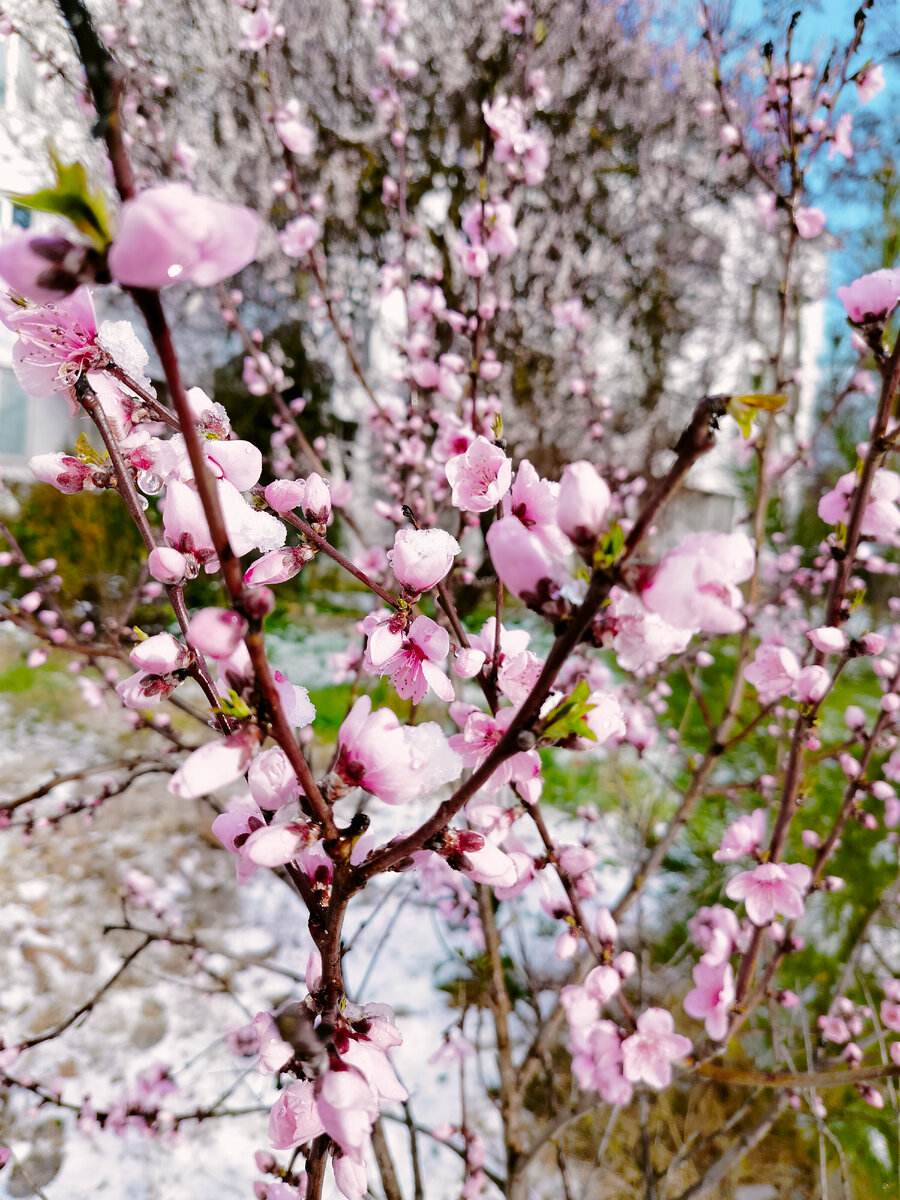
[542,679,598,741]
[75,432,106,466]
[7,148,113,250]
[593,521,625,569]
[132,626,149,642]
[211,688,253,720]
[533,18,547,44]
[492,413,503,440]
[732,393,788,412]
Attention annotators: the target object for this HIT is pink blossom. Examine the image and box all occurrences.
[828,112,854,161]
[500,0,527,34]
[334,695,461,804]
[584,690,626,745]
[268,1079,325,1149]
[316,1067,378,1159]
[744,643,800,704]
[253,1012,293,1074]
[795,206,826,238]
[725,861,812,926]
[642,532,753,634]
[446,436,512,512]
[856,64,885,104]
[388,526,460,593]
[500,460,570,559]
[683,960,735,1041]
[377,614,454,703]
[449,705,540,793]
[457,242,489,277]
[279,216,321,258]
[239,5,278,51]
[274,100,315,155]
[487,516,570,603]
[109,184,261,288]
[168,730,258,799]
[621,1008,692,1089]
[837,269,900,323]
[461,200,519,257]
[606,586,691,670]
[248,747,299,810]
[557,461,611,549]
[5,286,102,399]
[713,808,766,862]
[818,1014,851,1044]
[456,840,518,889]
[333,1153,368,1200]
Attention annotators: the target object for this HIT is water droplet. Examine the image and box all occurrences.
[138,495,149,511]
[137,471,163,496]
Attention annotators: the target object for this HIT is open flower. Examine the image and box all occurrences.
[725,861,812,926]
[621,1008,692,1089]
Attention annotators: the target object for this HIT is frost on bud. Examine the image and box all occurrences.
[557,460,611,550]
[29,453,93,495]
[265,478,307,513]
[302,473,332,525]
[388,526,460,594]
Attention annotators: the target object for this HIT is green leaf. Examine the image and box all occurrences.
[727,394,786,439]
[542,679,597,741]
[593,521,625,569]
[8,148,113,250]
[533,18,547,44]
[132,626,149,642]
[492,413,503,440]
[211,689,253,720]
[75,432,106,466]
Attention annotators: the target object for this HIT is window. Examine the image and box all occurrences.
[0,368,28,457]
[11,203,31,229]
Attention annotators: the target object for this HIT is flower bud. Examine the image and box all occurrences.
[29,452,93,494]
[388,526,460,594]
[557,460,611,549]
[302,473,332,525]
[148,546,189,584]
[0,232,90,303]
[188,607,248,659]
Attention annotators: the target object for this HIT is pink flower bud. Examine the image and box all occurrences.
[188,607,248,659]
[795,664,830,703]
[108,184,261,289]
[795,206,825,239]
[388,527,460,593]
[264,479,307,512]
[0,232,87,302]
[486,516,568,602]
[837,268,900,324]
[244,546,311,588]
[148,546,189,584]
[29,452,93,494]
[557,460,611,548]
[302,473,332,524]
[131,631,190,674]
[279,215,320,258]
